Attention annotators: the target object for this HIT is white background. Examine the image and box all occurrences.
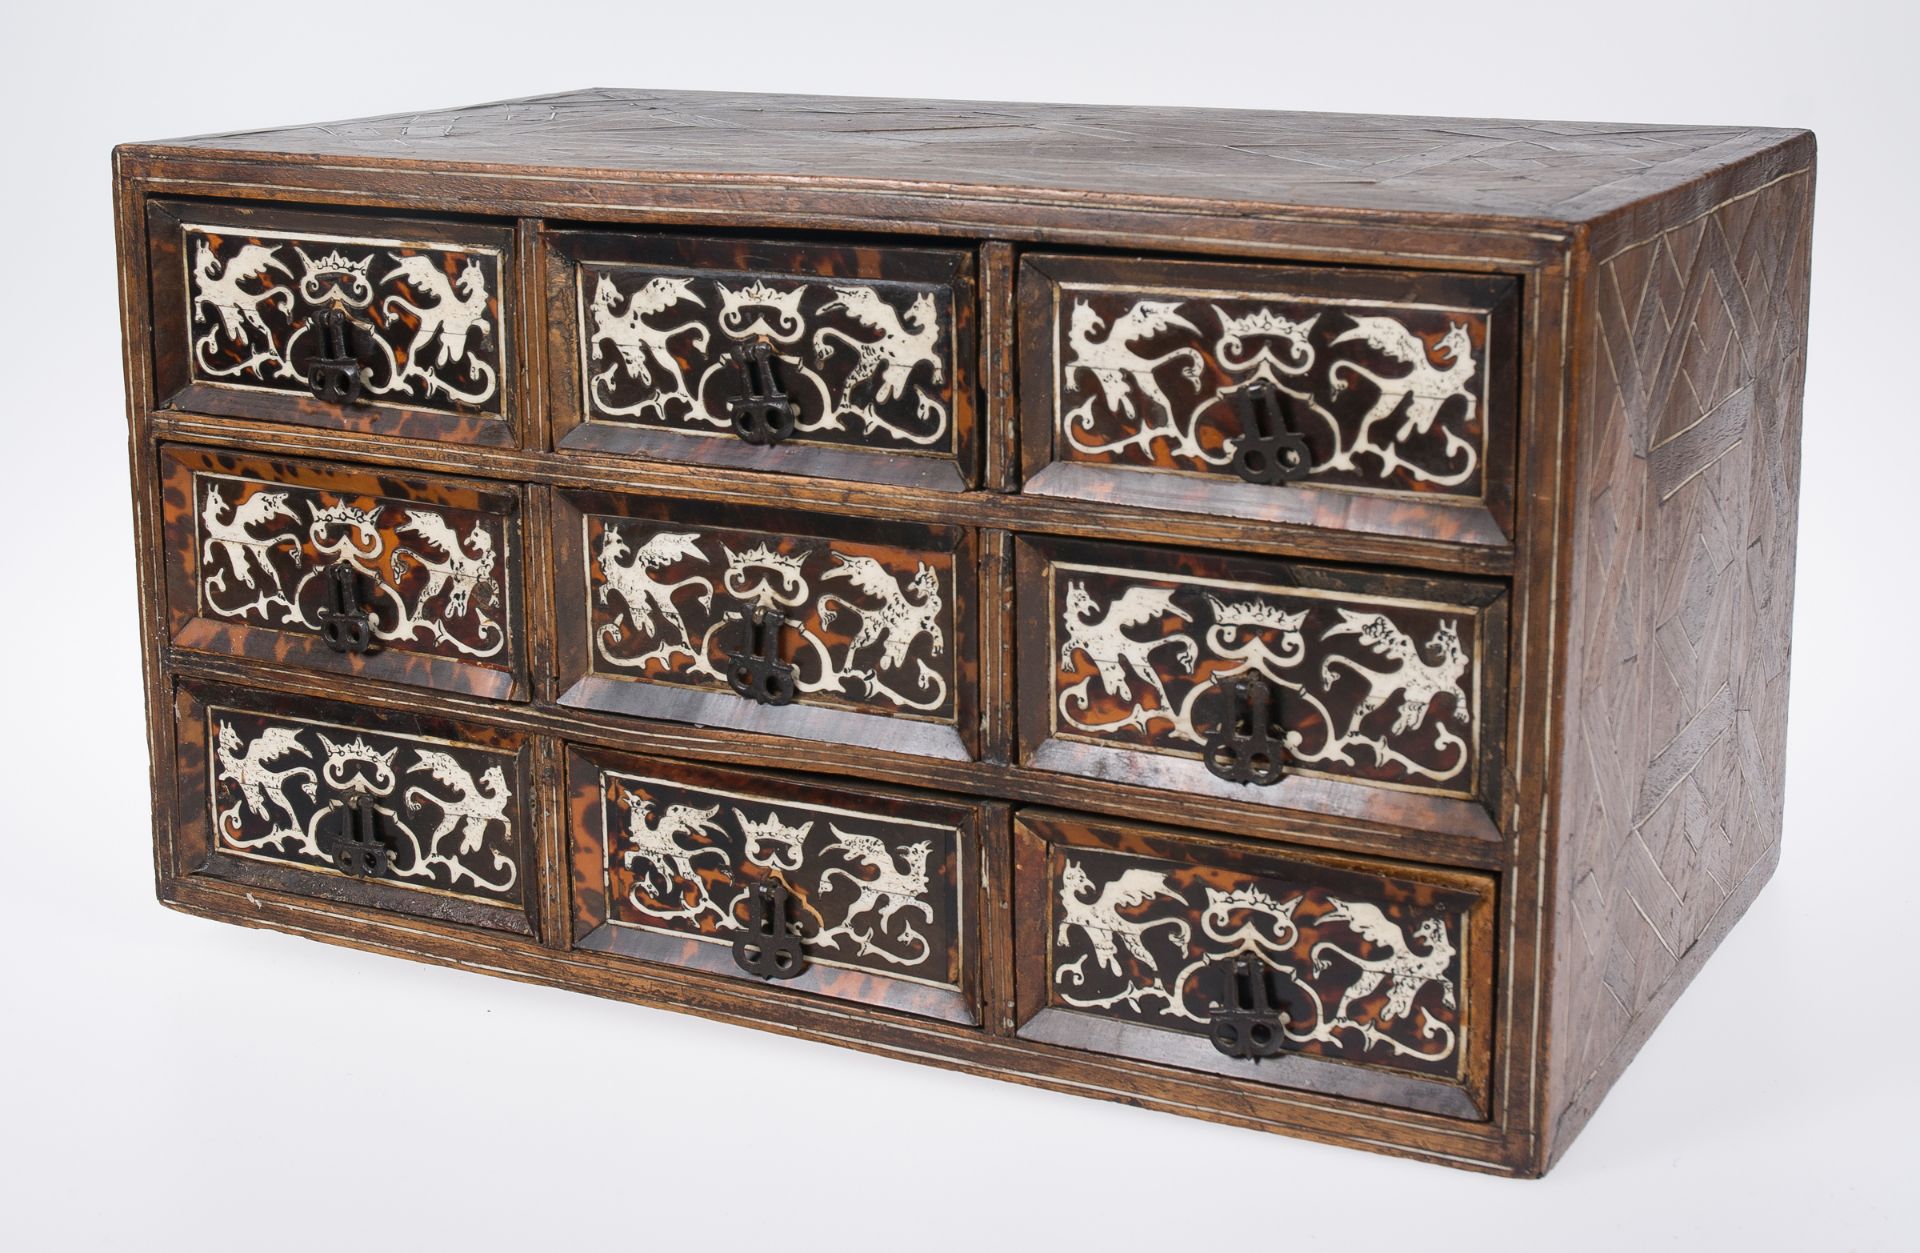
[3,2,1913,1248]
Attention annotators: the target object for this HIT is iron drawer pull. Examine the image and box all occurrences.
[733,880,807,980]
[306,307,369,405]
[726,341,798,446]
[1203,676,1285,786]
[328,794,392,879]
[1228,382,1311,486]
[1208,956,1289,1060]
[316,561,374,655]
[726,605,798,706]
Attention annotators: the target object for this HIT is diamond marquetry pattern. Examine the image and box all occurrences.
[1555,169,1812,1130]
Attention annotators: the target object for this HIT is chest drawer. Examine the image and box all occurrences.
[1017,536,1506,839]
[555,490,978,761]
[145,201,517,445]
[1019,254,1518,548]
[171,680,536,934]
[545,232,976,490]
[160,447,527,701]
[568,747,981,1023]
[1014,811,1494,1117]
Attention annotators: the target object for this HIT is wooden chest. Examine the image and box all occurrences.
[113,89,1814,1175]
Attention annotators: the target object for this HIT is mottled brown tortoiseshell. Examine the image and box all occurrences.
[1018,535,1508,822]
[171,679,537,934]
[567,747,981,1023]
[554,489,979,762]
[159,446,527,701]
[1014,811,1495,1117]
[547,232,977,491]
[146,200,518,446]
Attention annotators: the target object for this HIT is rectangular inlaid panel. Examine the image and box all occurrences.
[555,490,978,761]
[547,232,977,490]
[1019,254,1517,547]
[171,680,536,934]
[160,446,526,701]
[1014,811,1494,1117]
[1016,535,1506,839]
[568,748,981,1023]
[146,200,516,445]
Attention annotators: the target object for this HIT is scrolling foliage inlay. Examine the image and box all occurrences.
[207,706,519,901]
[1052,561,1481,795]
[184,224,506,414]
[582,260,957,453]
[599,770,963,987]
[1053,285,1491,498]
[586,516,956,722]
[1049,843,1473,1074]
[193,471,512,669]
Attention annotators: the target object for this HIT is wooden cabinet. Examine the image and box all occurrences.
[116,89,1815,1176]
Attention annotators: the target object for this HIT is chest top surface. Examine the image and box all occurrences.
[125,87,1804,224]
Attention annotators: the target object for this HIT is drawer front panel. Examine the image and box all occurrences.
[547,233,977,490]
[1014,811,1493,1117]
[147,201,515,445]
[1018,536,1506,832]
[1019,254,1517,545]
[172,681,535,933]
[568,748,979,1023]
[556,491,977,761]
[160,447,525,700]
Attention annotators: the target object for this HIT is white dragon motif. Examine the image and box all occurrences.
[200,485,300,608]
[1061,299,1208,458]
[392,510,499,619]
[381,254,498,405]
[588,274,710,420]
[1055,860,1190,977]
[621,799,731,921]
[191,242,297,378]
[811,287,949,445]
[1319,611,1470,737]
[820,553,944,672]
[405,751,512,860]
[812,828,936,966]
[814,288,944,403]
[213,720,316,848]
[594,528,715,670]
[1328,318,1477,444]
[1058,582,1197,712]
[1311,899,1457,1024]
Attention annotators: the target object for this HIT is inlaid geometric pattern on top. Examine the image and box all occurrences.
[147,88,1801,222]
[1551,164,1812,1157]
